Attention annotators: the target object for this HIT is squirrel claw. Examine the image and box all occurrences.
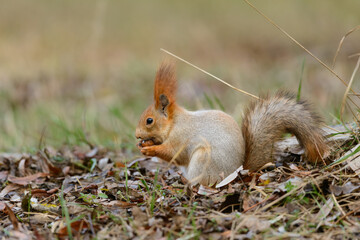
[137,141,143,149]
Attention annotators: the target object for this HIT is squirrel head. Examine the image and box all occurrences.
[135,61,177,145]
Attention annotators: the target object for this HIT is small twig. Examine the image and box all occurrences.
[210,209,233,218]
[39,194,57,204]
[335,205,360,225]
[257,182,307,212]
[76,177,84,191]
[311,176,324,196]
[230,220,236,240]
[253,186,268,198]
[37,127,47,150]
[23,212,58,218]
[349,53,360,59]
[231,217,248,240]
[160,48,259,100]
[218,203,242,213]
[87,214,96,237]
[331,193,346,217]
[243,194,276,213]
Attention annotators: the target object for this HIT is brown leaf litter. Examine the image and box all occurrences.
[0,126,360,239]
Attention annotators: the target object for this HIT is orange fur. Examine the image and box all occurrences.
[154,61,177,118]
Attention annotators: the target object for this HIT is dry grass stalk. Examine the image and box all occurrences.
[160,48,260,100]
[349,53,360,59]
[332,25,360,68]
[242,0,354,93]
[340,56,360,120]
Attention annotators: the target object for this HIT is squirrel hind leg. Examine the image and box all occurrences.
[186,145,220,186]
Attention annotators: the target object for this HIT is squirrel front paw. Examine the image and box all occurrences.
[140,146,157,156]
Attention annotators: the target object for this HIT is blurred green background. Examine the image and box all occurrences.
[0,0,359,153]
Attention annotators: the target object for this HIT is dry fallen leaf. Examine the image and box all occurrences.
[132,206,148,227]
[0,184,21,198]
[32,224,47,240]
[116,161,126,168]
[348,202,360,213]
[240,216,271,232]
[57,220,90,239]
[31,200,61,213]
[98,157,110,170]
[277,176,304,192]
[259,172,277,182]
[221,230,232,238]
[18,159,27,176]
[197,185,218,195]
[346,144,360,177]
[102,200,137,208]
[5,203,19,230]
[216,166,245,188]
[0,170,8,181]
[7,230,31,240]
[85,147,98,158]
[8,172,49,186]
[0,201,6,211]
[315,198,334,223]
[330,182,359,196]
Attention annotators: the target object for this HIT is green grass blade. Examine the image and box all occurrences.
[60,185,73,240]
[214,95,225,112]
[297,58,306,101]
[326,144,360,168]
[204,93,215,109]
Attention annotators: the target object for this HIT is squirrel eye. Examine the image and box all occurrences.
[146,118,153,125]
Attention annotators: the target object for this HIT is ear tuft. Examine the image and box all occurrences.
[154,61,177,115]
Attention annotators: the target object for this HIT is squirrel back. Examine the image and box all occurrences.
[136,62,329,185]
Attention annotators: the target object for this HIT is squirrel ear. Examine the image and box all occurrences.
[159,94,169,111]
[157,94,170,117]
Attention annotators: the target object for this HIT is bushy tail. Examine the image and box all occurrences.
[242,92,329,171]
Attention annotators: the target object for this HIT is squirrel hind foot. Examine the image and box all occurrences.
[303,137,329,164]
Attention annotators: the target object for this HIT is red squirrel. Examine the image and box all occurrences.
[135,62,329,186]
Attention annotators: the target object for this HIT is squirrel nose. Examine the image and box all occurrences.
[135,129,141,139]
